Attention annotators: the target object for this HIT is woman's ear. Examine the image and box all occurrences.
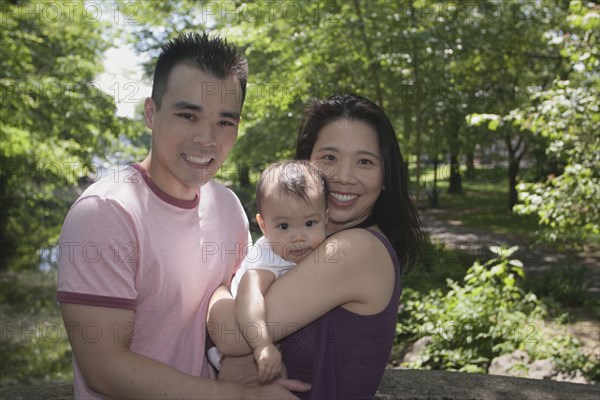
[256,213,267,236]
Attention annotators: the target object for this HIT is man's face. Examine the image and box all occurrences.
[143,64,242,200]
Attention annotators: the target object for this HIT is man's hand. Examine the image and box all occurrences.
[254,343,282,383]
[243,379,311,400]
[218,354,259,385]
[219,354,310,399]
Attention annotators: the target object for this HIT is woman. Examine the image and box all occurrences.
[209,94,427,399]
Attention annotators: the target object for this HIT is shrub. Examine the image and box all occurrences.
[396,246,590,375]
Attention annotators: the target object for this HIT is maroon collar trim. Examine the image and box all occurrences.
[131,163,199,209]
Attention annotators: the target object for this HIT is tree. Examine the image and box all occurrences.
[512,1,599,248]
[1,1,126,269]
[127,0,572,214]
[463,1,569,209]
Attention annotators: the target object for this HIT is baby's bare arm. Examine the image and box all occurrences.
[235,269,278,350]
[235,270,282,382]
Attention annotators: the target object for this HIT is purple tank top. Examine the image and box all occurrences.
[280,229,402,399]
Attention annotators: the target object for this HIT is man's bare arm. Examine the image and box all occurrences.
[61,303,304,399]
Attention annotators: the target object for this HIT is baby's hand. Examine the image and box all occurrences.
[254,343,282,383]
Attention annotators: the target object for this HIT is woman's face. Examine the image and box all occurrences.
[310,118,384,234]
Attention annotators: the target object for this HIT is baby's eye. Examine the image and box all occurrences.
[277,223,289,230]
[305,220,317,227]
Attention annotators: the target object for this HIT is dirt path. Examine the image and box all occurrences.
[420,210,600,294]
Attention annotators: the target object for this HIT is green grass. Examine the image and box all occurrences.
[0,270,72,387]
[414,165,543,240]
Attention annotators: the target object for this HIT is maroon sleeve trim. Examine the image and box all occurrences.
[56,291,137,311]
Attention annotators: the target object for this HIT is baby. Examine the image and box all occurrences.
[232,160,329,383]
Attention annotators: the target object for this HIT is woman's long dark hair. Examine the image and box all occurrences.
[296,94,428,272]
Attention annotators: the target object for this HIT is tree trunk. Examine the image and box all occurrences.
[0,167,15,270]
[466,151,475,181]
[238,163,250,187]
[505,133,528,210]
[408,0,423,204]
[448,153,463,194]
[430,154,439,208]
[352,0,384,107]
[403,110,412,185]
[508,159,519,210]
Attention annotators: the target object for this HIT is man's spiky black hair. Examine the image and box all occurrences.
[151,32,248,109]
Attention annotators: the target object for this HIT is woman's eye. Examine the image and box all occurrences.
[359,159,374,165]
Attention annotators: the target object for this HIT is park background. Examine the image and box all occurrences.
[1,0,598,389]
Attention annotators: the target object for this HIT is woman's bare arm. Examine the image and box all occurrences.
[208,228,395,354]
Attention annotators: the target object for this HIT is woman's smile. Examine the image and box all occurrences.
[311,119,384,233]
[329,191,359,206]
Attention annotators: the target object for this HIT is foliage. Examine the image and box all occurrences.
[0,1,136,270]
[471,1,600,249]
[0,270,72,386]
[512,79,599,247]
[512,1,599,246]
[524,263,600,317]
[127,1,596,244]
[397,246,592,376]
[402,241,473,294]
[549,333,600,382]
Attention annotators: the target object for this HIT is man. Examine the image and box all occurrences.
[57,32,308,399]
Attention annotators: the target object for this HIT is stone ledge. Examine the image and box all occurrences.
[0,383,72,400]
[376,369,599,400]
[1,370,598,400]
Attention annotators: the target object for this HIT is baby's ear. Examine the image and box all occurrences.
[256,213,267,235]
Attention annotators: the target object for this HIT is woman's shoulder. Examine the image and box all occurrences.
[328,226,386,244]
[323,227,390,261]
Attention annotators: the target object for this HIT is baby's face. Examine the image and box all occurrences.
[258,186,328,263]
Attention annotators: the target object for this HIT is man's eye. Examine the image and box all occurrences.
[178,113,194,120]
[218,120,235,126]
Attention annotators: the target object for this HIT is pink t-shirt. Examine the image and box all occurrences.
[56,163,250,399]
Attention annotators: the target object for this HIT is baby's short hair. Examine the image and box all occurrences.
[256,160,329,214]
